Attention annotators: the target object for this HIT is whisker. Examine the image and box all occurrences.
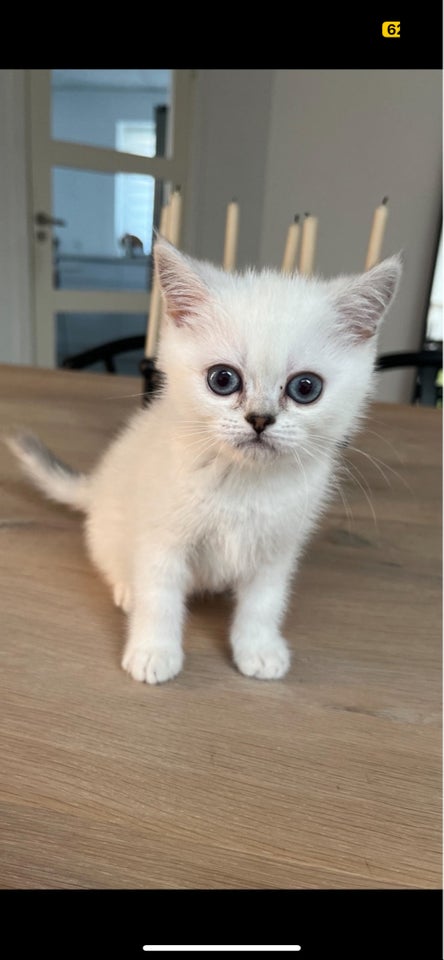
[362,426,406,464]
[335,481,354,534]
[342,456,374,498]
[290,448,310,525]
[339,463,378,531]
[297,443,356,533]
[307,431,412,495]
[187,437,221,469]
[346,445,413,493]
[103,391,148,401]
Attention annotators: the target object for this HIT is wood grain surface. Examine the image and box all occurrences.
[0,364,441,890]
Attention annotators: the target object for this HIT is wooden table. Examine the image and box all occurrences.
[0,364,441,891]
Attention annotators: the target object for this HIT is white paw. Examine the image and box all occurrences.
[234,638,290,680]
[113,583,131,614]
[122,645,184,684]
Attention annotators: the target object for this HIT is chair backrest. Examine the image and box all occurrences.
[376,349,442,405]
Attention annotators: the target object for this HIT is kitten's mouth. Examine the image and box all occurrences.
[235,434,277,456]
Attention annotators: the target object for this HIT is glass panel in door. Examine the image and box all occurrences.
[51,69,172,157]
[52,166,166,291]
[52,165,172,369]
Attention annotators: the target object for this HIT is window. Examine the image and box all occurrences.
[115,121,157,255]
[426,232,443,342]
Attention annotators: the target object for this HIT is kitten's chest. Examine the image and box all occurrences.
[187,466,305,591]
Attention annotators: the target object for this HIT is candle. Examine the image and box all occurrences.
[282,215,300,273]
[299,213,318,275]
[168,186,182,247]
[145,199,172,357]
[159,199,170,239]
[145,272,162,358]
[223,199,239,271]
[365,196,389,270]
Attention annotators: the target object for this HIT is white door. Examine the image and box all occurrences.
[28,69,195,369]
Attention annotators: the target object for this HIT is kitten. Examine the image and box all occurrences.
[7,239,402,684]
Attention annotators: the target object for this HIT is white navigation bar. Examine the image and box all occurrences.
[143,948,301,953]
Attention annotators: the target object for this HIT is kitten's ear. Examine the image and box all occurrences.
[330,254,403,341]
[154,237,211,327]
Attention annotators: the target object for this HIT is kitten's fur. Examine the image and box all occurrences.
[7,240,402,684]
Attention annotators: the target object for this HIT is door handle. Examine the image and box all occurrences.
[35,212,67,227]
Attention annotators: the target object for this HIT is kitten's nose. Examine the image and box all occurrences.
[245,413,276,434]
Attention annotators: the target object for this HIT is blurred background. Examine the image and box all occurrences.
[0,68,441,401]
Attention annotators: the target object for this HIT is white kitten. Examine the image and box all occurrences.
[7,240,402,684]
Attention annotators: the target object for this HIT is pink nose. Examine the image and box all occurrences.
[245,413,276,434]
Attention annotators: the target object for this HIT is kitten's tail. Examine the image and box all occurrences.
[5,432,91,512]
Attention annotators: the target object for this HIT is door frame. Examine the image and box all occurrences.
[27,69,196,367]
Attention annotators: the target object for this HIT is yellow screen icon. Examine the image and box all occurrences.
[382,21,401,37]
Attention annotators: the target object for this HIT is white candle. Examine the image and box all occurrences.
[299,213,318,275]
[158,199,170,239]
[223,199,239,271]
[282,215,300,273]
[168,186,182,247]
[145,273,162,358]
[365,196,389,270]
[145,200,172,357]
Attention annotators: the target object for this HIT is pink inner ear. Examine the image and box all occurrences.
[155,247,210,327]
[332,261,400,342]
[166,286,209,327]
[337,297,377,340]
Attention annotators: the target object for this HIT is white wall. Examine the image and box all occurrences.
[184,69,275,268]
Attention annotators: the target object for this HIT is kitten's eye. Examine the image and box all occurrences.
[286,372,323,404]
[207,365,242,396]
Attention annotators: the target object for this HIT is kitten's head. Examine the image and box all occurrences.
[154,238,402,466]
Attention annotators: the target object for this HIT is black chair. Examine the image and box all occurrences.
[61,335,145,374]
[376,348,442,406]
[61,336,164,402]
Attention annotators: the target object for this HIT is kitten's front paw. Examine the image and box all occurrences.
[233,636,290,680]
[122,644,184,684]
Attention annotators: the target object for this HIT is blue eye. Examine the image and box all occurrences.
[207,365,242,396]
[286,372,323,404]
